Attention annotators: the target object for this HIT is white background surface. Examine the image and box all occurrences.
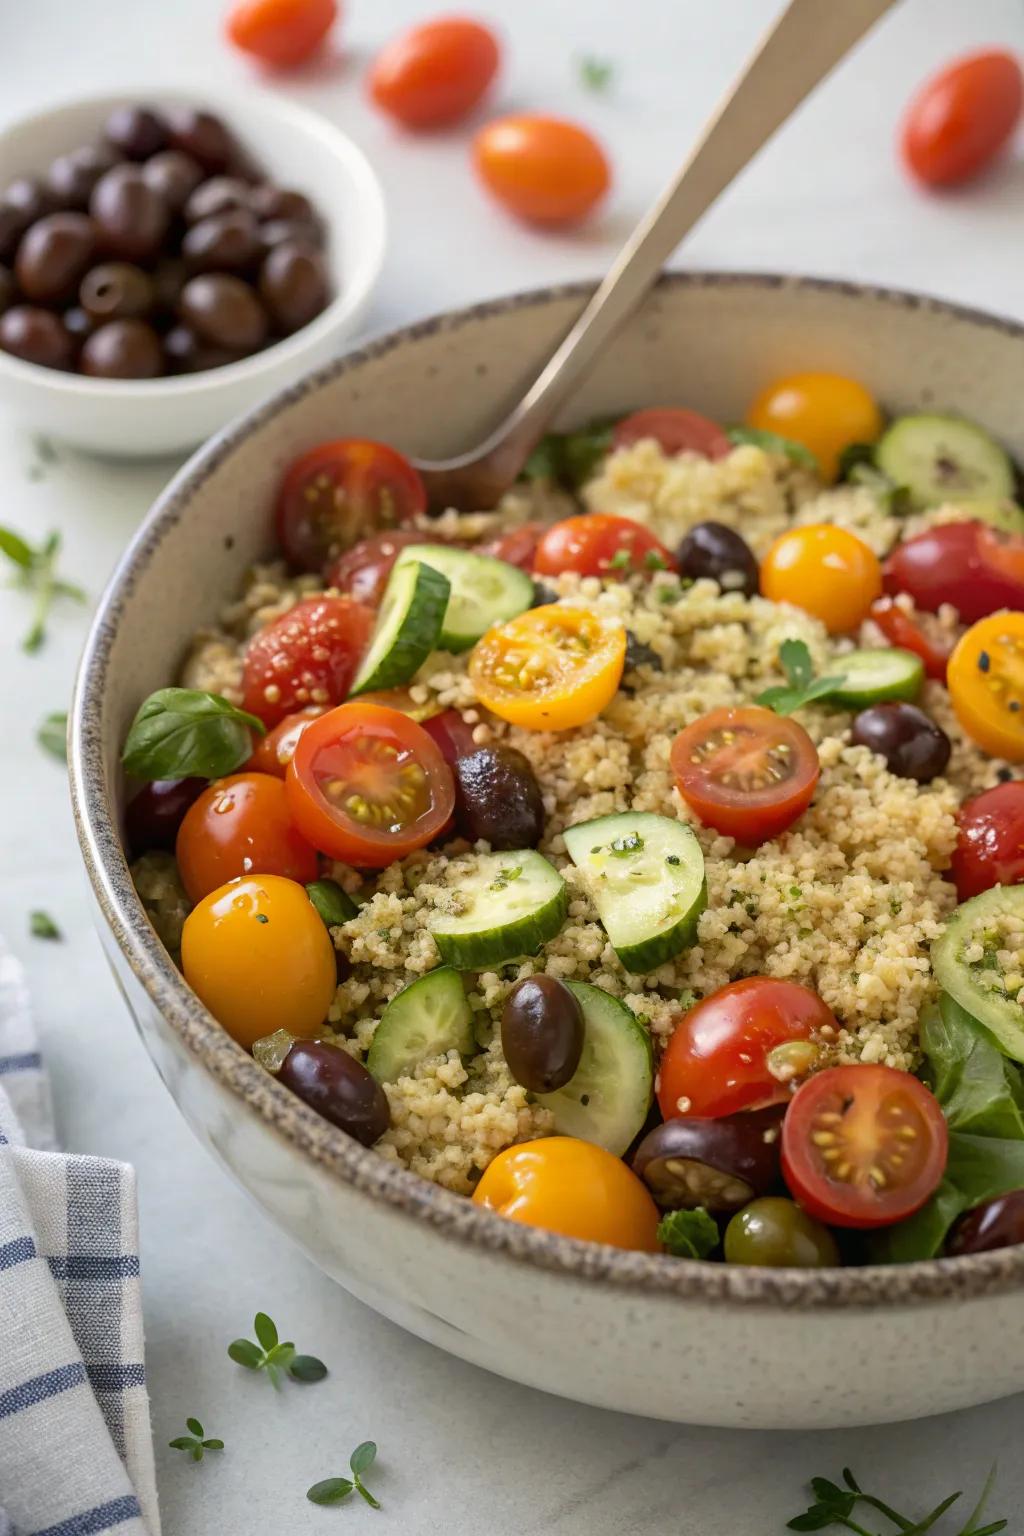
[2,0,1024,1531]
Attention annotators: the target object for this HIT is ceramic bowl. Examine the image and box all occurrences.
[70,273,1024,1429]
[0,90,385,456]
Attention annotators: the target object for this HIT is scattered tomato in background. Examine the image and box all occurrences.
[901,49,1023,187]
[473,115,610,225]
[746,371,882,482]
[225,0,338,67]
[370,16,500,129]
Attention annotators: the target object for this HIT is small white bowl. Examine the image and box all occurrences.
[0,90,386,457]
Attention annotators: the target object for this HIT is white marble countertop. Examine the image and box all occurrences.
[3,0,1024,1530]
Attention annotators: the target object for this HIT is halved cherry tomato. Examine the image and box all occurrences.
[285,702,454,866]
[671,705,820,843]
[472,1136,661,1251]
[473,115,610,226]
[761,523,882,634]
[746,372,883,482]
[241,594,374,728]
[948,612,1024,761]
[950,782,1024,900]
[276,439,426,571]
[481,521,546,572]
[869,597,954,683]
[176,772,319,903]
[533,514,678,580]
[657,977,835,1121]
[781,1065,948,1229]
[245,706,326,777]
[326,529,434,609]
[225,0,337,67]
[883,521,1024,625]
[612,408,731,461]
[469,605,626,730]
[369,17,500,129]
[901,50,1023,188]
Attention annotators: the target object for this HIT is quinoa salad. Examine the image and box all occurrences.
[124,375,1024,1268]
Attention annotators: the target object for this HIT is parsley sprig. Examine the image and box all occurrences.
[168,1417,224,1463]
[657,1207,718,1259]
[1,526,86,653]
[577,54,615,93]
[788,1463,1006,1535]
[756,639,846,716]
[29,911,61,941]
[307,1441,382,1509]
[227,1311,327,1389]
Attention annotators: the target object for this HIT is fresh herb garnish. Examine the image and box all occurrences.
[787,1461,1005,1534]
[490,865,523,891]
[836,443,911,514]
[168,1417,224,1463]
[608,549,632,571]
[644,549,668,572]
[306,878,359,929]
[307,1441,382,1509]
[609,832,644,857]
[522,419,616,490]
[227,1312,327,1389]
[578,54,614,93]
[29,910,61,940]
[0,526,86,652]
[122,688,265,782]
[726,426,819,471]
[755,638,847,716]
[38,711,68,761]
[657,1207,718,1259]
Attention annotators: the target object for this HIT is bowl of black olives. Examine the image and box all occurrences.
[0,91,385,456]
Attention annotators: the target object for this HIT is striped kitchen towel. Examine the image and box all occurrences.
[0,939,159,1536]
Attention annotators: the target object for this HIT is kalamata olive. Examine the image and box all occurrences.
[125,777,206,855]
[723,1196,840,1268]
[531,580,559,607]
[259,216,324,252]
[15,212,97,304]
[632,1105,784,1212]
[182,210,261,273]
[0,305,75,369]
[105,105,168,160]
[45,145,117,209]
[0,177,51,260]
[851,701,951,783]
[151,257,189,315]
[947,1189,1024,1256]
[259,242,328,333]
[178,273,268,350]
[623,631,663,675]
[163,323,242,374]
[90,165,169,262]
[278,1039,390,1146]
[453,745,545,849]
[183,175,252,224]
[141,149,204,212]
[62,305,96,344]
[250,184,316,223]
[80,262,155,321]
[501,975,584,1093]
[165,107,235,173]
[677,521,760,597]
[0,264,13,315]
[80,318,164,379]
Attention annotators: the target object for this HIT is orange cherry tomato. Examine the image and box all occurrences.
[245,707,326,777]
[369,17,500,129]
[901,50,1023,188]
[612,408,732,460]
[469,605,626,730]
[671,705,820,844]
[176,772,319,904]
[286,702,455,865]
[533,513,677,580]
[225,0,337,67]
[181,874,337,1049]
[472,1136,661,1251]
[473,115,610,226]
[746,372,883,482]
[760,523,882,634]
[948,612,1024,762]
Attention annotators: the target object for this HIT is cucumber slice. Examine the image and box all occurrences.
[394,544,534,653]
[957,498,1024,534]
[563,811,706,973]
[933,887,1024,1061]
[875,414,1015,508]
[366,966,474,1083]
[825,647,924,708]
[428,850,567,969]
[536,981,653,1155]
[349,560,450,695]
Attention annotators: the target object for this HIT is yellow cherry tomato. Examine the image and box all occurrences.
[472,1136,661,1251]
[761,523,882,634]
[948,612,1024,761]
[469,605,626,730]
[181,874,336,1050]
[746,371,883,482]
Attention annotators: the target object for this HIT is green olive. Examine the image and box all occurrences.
[723,1197,840,1268]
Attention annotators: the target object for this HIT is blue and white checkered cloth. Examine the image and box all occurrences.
[0,939,159,1535]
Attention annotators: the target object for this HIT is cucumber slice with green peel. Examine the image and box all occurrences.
[563,811,707,973]
[536,981,653,1155]
[393,544,534,652]
[825,647,924,708]
[932,887,1024,1061]
[366,966,475,1083]
[428,850,568,969]
[349,560,450,695]
[956,498,1024,534]
[875,414,1015,508]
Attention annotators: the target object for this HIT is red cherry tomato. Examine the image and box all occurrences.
[869,598,954,683]
[241,595,374,727]
[473,115,610,226]
[612,408,732,461]
[245,706,326,777]
[276,439,426,572]
[781,1065,948,1229]
[481,521,546,572]
[883,521,1024,625]
[225,0,337,67]
[950,782,1024,900]
[285,702,455,866]
[670,705,820,844]
[176,772,319,904]
[326,529,433,609]
[533,514,677,580]
[369,17,500,129]
[901,50,1023,188]
[419,707,478,768]
[657,977,835,1121]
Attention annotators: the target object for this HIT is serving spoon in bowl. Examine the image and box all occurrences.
[414,0,898,510]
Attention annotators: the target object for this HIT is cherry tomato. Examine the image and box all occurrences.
[612,408,732,460]
[241,595,374,728]
[948,613,1024,762]
[245,707,326,777]
[950,782,1024,900]
[419,707,478,767]
[276,439,426,572]
[761,523,882,634]
[369,17,499,129]
[286,702,454,866]
[225,0,336,66]
[883,521,1024,625]
[533,514,678,581]
[671,705,820,843]
[472,1136,661,1251]
[469,605,626,730]
[473,115,610,226]
[746,372,883,482]
[326,529,433,609]
[176,772,319,903]
[869,598,954,683]
[781,1065,948,1229]
[181,874,336,1049]
[901,50,1023,188]
[481,521,546,572]
[657,977,834,1121]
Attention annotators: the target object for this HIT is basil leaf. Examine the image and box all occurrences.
[305,879,359,928]
[656,1207,719,1260]
[779,638,814,690]
[836,441,877,479]
[122,688,265,781]
[727,425,819,472]
[922,996,1024,1139]
[869,1134,1024,1263]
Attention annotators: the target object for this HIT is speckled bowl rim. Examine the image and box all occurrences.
[70,270,1024,1311]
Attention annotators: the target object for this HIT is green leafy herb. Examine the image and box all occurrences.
[38,711,68,761]
[608,549,632,571]
[168,1416,224,1463]
[490,865,523,891]
[837,442,910,514]
[306,878,359,929]
[727,426,819,471]
[522,419,615,490]
[787,1462,1006,1534]
[644,549,668,572]
[307,1442,381,1509]
[609,831,644,857]
[657,1207,718,1260]
[227,1311,327,1390]
[0,525,86,653]
[122,688,265,782]
[755,638,847,716]
[578,54,614,93]
[29,910,61,941]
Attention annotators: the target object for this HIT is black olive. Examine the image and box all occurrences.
[677,521,759,597]
[851,702,951,783]
[624,631,664,674]
[947,1189,1024,1256]
[531,580,559,607]
[632,1105,785,1211]
[125,777,206,855]
[278,1039,390,1146]
[501,976,584,1093]
[453,745,545,849]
